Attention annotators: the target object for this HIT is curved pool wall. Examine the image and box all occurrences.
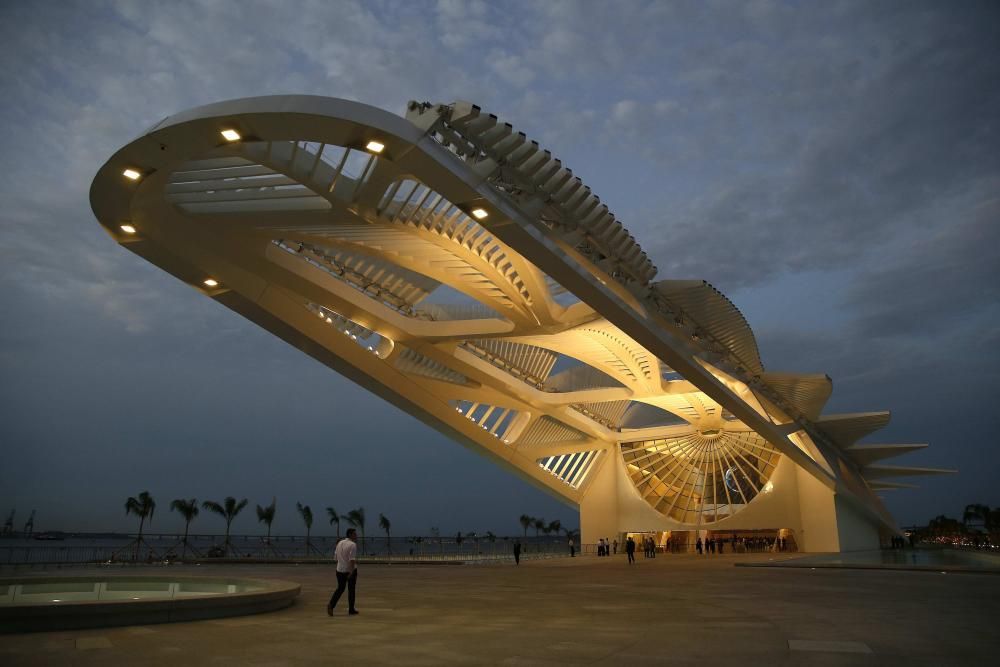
[0,575,300,632]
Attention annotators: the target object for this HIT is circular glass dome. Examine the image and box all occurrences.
[621,428,780,524]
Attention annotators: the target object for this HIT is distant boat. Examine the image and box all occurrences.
[34,532,66,541]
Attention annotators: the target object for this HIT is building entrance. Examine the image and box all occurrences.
[623,529,798,554]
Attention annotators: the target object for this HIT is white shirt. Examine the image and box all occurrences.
[335,538,357,573]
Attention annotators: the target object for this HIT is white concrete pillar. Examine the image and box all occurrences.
[579,452,620,545]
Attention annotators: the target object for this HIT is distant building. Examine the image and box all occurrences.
[90,96,953,552]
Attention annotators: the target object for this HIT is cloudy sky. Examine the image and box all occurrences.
[1,0,997,537]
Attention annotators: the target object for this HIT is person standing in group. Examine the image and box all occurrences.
[696,537,703,555]
[613,539,618,555]
[626,535,636,564]
[327,528,359,616]
[513,539,522,565]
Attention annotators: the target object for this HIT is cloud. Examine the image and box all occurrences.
[0,0,996,531]
[842,188,1000,340]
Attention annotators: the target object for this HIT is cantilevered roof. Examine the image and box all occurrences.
[90,95,951,530]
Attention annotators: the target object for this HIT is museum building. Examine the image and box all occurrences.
[90,96,952,552]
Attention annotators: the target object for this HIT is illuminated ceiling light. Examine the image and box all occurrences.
[471,208,488,220]
[203,278,219,287]
[119,224,136,234]
[365,140,385,153]
[122,168,142,181]
[220,129,241,142]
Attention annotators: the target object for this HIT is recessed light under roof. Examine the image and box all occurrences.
[471,208,488,220]
[365,140,385,153]
[220,129,241,142]
[122,168,141,181]
[203,278,219,287]
[119,224,136,234]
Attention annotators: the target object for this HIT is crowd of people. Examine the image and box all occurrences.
[593,533,797,556]
[887,535,913,549]
[595,537,618,556]
[695,535,791,554]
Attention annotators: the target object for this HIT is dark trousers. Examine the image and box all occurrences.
[627,550,635,563]
[328,570,357,611]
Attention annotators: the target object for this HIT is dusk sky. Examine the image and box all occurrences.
[1,1,997,538]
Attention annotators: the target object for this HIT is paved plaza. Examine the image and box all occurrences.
[2,553,998,665]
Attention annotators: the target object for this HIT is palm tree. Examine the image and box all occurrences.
[378,513,391,556]
[170,498,198,559]
[202,496,248,556]
[519,514,532,538]
[533,517,545,538]
[256,498,277,543]
[548,519,562,538]
[326,507,341,541]
[297,502,314,555]
[486,531,496,556]
[346,507,366,554]
[125,491,156,561]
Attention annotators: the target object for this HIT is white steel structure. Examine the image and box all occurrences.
[90,96,952,552]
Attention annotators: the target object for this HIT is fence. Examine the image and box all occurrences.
[0,534,576,568]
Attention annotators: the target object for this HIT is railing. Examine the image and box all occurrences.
[0,535,576,568]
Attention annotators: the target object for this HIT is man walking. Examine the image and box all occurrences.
[626,536,636,564]
[327,528,359,616]
[513,539,521,565]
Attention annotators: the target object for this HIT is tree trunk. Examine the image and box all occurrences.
[135,516,145,562]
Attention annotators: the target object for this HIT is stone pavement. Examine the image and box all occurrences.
[2,552,998,665]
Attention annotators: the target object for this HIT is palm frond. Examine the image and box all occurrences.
[202,500,225,516]
[296,502,313,528]
[170,498,198,521]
